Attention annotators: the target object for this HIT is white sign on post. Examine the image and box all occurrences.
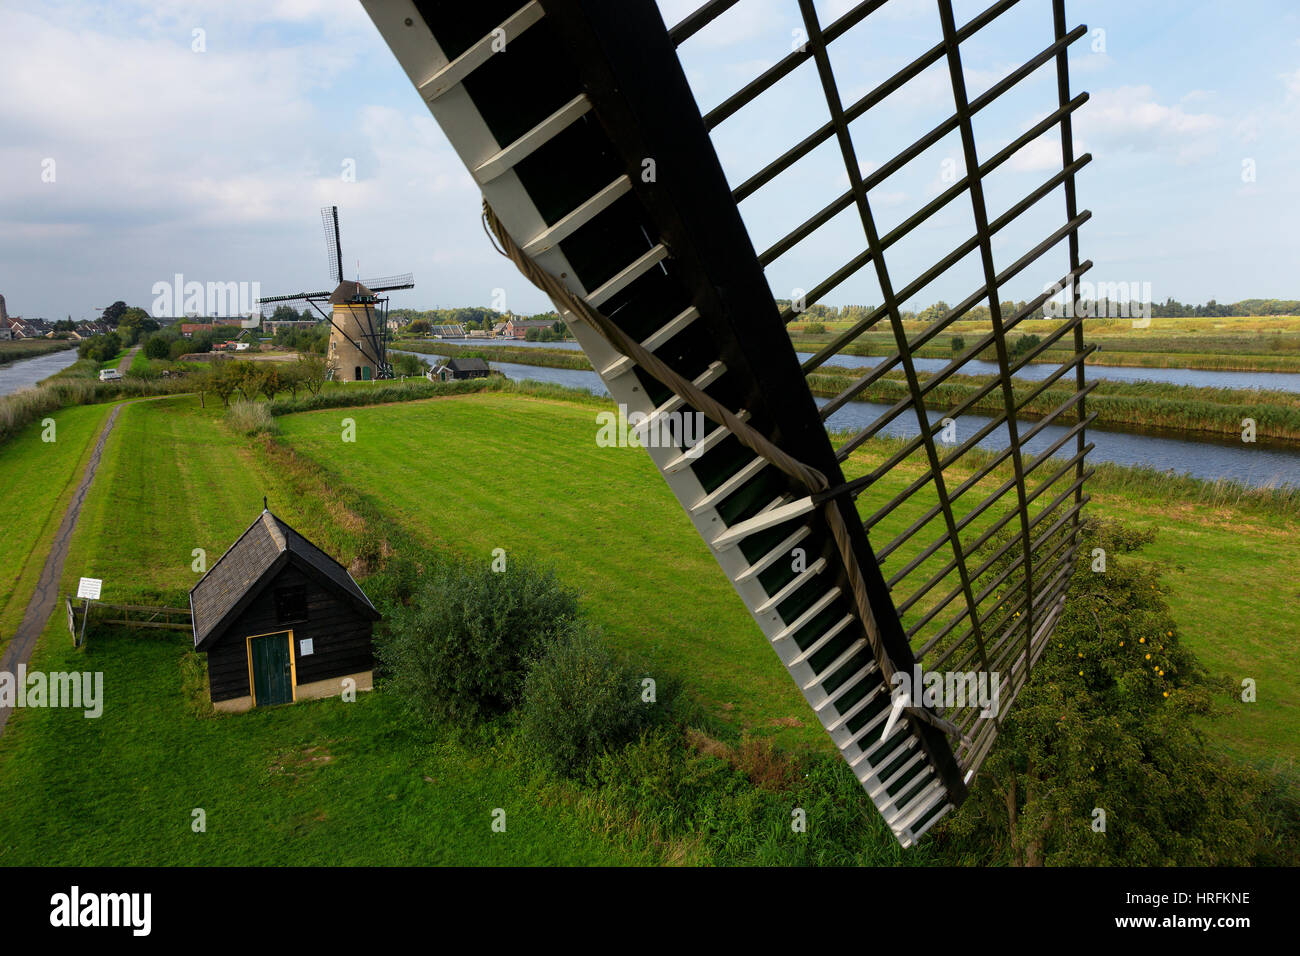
[77,577,103,601]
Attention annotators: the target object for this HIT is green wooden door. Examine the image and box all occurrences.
[361,365,372,381]
[249,633,293,706]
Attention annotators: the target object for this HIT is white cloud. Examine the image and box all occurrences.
[0,1,559,317]
[1073,85,1221,164]
[1082,85,1221,138]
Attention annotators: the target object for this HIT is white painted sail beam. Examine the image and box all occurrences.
[710,496,816,550]
[523,176,631,258]
[474,94,592,183]
[418,3,543,102]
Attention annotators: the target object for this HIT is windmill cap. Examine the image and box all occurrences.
[329,280,374,304]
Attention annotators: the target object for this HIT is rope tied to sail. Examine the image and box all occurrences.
[481,199,968,748]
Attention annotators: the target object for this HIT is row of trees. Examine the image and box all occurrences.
[1145,297,1300,317]
[390,306,501,328]
[523,320,567,342]
[202,356,333,406]
[784,296,1300,324]
[267,323,329,354]
[141,325,240,361]
[393,308,567,336]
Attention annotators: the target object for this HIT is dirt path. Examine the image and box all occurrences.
[116,345,140,373]
[0,399,138,736]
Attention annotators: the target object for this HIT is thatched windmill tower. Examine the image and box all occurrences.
[258,207,414,381]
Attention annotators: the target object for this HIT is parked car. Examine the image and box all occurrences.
[98,368,122,382]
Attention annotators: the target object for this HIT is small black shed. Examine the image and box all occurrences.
[432,356,491,381]
[189,508,381,712]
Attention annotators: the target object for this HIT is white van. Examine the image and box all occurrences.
[98,368,122,382]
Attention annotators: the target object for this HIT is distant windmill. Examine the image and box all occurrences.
[257,206,414,381]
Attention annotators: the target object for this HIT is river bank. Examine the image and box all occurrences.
[392,342,1300,445]
[386,350,1300,490]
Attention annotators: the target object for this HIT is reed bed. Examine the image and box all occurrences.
[808,366,1300,443]
[0,339,75,366]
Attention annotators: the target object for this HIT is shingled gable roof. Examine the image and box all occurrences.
[445,357,489,373]
[188,509,379,650]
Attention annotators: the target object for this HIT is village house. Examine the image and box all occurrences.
[2,316,55,338]
[503,318,558,339]
[71,321,112,339]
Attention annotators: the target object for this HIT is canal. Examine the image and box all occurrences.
[451,356,1300,489]
[0,348,80,397]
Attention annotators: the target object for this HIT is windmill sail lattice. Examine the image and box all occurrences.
[362,0,1092,846]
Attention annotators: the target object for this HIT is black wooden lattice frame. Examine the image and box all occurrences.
[366,0,1092,841]
[668,0,1093,773]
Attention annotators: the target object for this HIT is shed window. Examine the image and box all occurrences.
[274,586,309,624]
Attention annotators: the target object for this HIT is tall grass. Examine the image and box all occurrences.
[225,400,277,436]
[268,377,482,414]
[789,329,1300,370]
[267,374,610,416]
[808,366,1300,442]
[831,428,1300,519]
[0,386,63,445]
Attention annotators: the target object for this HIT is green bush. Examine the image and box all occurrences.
[375,554,579,724]
[144,334,171,360]
[803,322,826,335]
[392,352,427,377]
[1009,333,1042,358]
[520,623,660,774]
[77,332,122,364]
[951,335,965,352]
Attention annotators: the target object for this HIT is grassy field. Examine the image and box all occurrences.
[0,619,667,865]
[0,388,1290,864]
[277,393,814,747]
[0,403,116,646]
[272,393,1296,763]
[0,392,912,865]
[2,392,649,865]
[61,396,322,606]
[42,388,1287,761]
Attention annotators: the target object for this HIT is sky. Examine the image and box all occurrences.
[2,0,1298,321]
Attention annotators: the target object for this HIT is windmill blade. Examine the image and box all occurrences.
[362,0,1092,847]
[257,291,332,305]
[321,205,343,285]
[254,291,333,317]
[258,294,371,356]
[359,273,415,292]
